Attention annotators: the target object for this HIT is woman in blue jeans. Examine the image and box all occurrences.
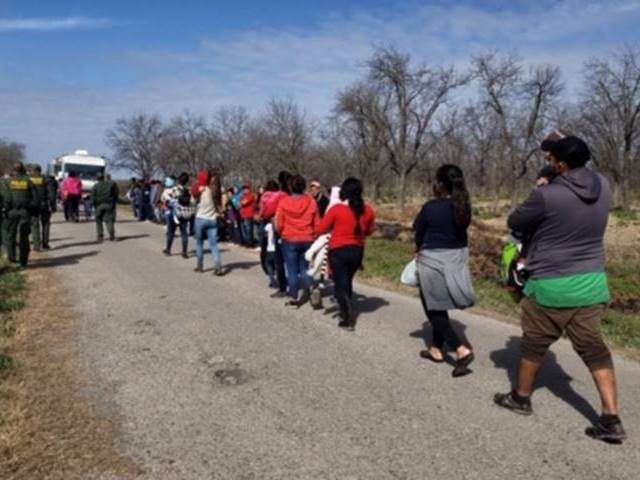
[275,175,319,306]
[161,176,190,258]
[192,169,225,276]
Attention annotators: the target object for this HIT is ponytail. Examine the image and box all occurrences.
[435,164,471,226]
[339,177,365,235]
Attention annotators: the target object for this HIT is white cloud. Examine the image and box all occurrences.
[0,16,118,32]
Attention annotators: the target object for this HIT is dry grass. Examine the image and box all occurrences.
[0,264,142,479]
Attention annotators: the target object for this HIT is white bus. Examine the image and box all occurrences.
[49,149,107,193]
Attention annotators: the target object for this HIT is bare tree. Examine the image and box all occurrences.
[335,82,390,200]
[210,106,251,177]
[258,97,312,174]
[0,138,25,173]
[578,47,640,207]
[160,111,215,175]
[356,47,468,209]
[473,52,562,207]
[105,113,165,179]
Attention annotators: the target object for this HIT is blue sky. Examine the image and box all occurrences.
[1,0,639,167]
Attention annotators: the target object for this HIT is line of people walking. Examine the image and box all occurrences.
[164,132,621,444]
[6,129,621,445]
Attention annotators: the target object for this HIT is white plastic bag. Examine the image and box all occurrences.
[400,258,419,287]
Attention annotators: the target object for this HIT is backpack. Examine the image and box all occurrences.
[500,240,527,292]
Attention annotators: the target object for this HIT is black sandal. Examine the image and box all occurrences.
[419,349,445,363]
[452,352,474,377]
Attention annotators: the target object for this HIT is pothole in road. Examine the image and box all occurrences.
[201,354,251,387]
[213,367,250,386]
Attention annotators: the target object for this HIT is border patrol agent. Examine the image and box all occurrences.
[91,171,119,242]
[4,163,35,267]
[28,164,49,251]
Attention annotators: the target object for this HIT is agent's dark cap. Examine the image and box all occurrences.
[541,128,572,152]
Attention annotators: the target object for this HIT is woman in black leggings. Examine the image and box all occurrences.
[317,178,376,331]
[413,165,476,377]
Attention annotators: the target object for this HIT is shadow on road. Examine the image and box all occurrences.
[490,336,599,423]
[323,292,390,324]
[213,260,259,273]
[114,234,150,242]
[51,234,149,250]
[115,219,145,224]
[48,236,74,243]
[28,251,99,270]
[53,240,105,250]
[409,318,472,366]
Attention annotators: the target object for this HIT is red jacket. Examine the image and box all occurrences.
[317,203,376,249]
[275,194,319,242]
[240,190,257,219]
[261,190,286,220]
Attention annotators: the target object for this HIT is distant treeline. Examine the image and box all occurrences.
[101,46,639,209]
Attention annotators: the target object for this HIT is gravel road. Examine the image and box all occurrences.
[40,215,639,480]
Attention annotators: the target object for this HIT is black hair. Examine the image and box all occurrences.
[435,164,471,226]
[278,170,292,193]
[265,179,279,191]
[178,171,190,186]
[290,175,306,194]
[68,170,77,178]
[14,162,26,175]
[550,136,591,169]
[339,177,365,235]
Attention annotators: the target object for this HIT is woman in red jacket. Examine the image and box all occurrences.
[240,184,257,247]
[275,175,319,306]
[317,177,375,331]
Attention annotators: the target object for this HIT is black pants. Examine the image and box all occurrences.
[329,246,364,323]
[274,232,287,293]
[66,194,80,221]
[419,289,462,350]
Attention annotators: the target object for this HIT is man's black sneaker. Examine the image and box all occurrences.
[270,290,287,299]
[586,416,627,444]
[42,244,51,250]
[162,249,171,256]
[181,252,189,259]
[493,391,533,416]
[338,320,355,332]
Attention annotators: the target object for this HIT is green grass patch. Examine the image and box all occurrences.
[602,310,640,350]
[611,206,640,227]
[473,278,520,317]
[361,237,414,284]
[360,236,640,353]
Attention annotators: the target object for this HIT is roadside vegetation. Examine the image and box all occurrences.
[0,261,26,373]
[360,202,640,353]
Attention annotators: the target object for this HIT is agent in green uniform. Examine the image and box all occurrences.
[28,164,49,251]
[43,173,58,249]
[91,171,119,242]
[4,163,35,267]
